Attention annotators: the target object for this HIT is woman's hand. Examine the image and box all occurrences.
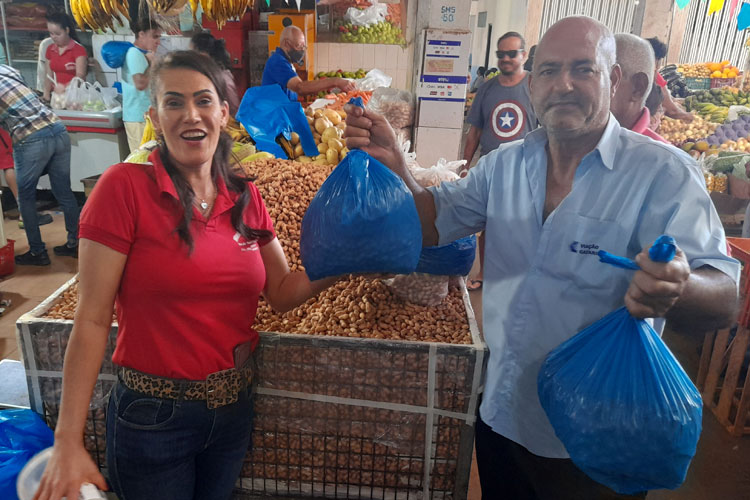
[33,439,108,500]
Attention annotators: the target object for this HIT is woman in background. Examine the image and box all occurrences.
[190,32,240,115]
[43,12,87,102]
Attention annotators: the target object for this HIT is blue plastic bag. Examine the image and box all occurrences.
[236,84,318,159]
[0,409,54,500]
[538,236,702,494]
[100,41,147,69]
[416,235,476,276]
[301,149,422,280]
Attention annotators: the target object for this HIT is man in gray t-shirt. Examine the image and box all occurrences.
[464,33,537,160]
[463,32,538,291]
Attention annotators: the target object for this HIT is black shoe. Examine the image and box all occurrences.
[38,213,53,226]
[15,250,50,266]
[53,243,78,258]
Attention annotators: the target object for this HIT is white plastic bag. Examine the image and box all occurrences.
[410,158,465,188]
[368,88,414,129]
[355,68,392,91]
[49,90,66,110]
[728,105,750,122]
[344,1,387,27]
[400,139,421,172]
[385,273,449,307]
[99,85,120,110]
[64,77,85,110]
[81,82,106,112]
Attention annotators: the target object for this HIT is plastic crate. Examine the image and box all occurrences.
[685,77,711,90]
[711,77,738,89]
[0,239,14,276]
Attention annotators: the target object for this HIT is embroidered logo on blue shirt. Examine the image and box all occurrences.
[570,241,599,255]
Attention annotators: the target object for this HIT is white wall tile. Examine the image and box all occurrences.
[351,44,364,70]
[386,45,400,71]
[395,69,407,90]
[339,44,353,70]
[397,46,408,70]
[316,43,329,72]
[362,44,375,69]
[328,43,341,71]
[374,45,388,70]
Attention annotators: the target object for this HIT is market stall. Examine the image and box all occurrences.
[51,108,129,192]
[655,59,750,234]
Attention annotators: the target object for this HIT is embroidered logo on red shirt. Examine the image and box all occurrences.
[233,232,259,251]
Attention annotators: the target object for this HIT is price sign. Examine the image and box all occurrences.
[429,0,470,29]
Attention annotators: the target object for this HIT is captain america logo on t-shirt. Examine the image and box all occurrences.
[491,100,526,141]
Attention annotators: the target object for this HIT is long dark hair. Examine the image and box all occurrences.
[191,32,232,71]
[46,12,80,44]
[149,51,271,253]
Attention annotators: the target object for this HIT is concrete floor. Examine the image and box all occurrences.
[1,213,749,499]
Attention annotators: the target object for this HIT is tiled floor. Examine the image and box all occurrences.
[1,214,748,499]
[0,212,78,361]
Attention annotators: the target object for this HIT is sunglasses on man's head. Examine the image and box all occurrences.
[496,50,521,59]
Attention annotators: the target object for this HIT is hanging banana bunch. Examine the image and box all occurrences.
[70,0,130,32]
[200,0,254,29]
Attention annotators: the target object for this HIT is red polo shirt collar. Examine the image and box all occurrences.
[630,108,670,144]
[148,150,235,219]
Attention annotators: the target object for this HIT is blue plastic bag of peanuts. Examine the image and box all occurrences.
[415,235,477,276]
[537,236,702,495]
[300,148,422,280]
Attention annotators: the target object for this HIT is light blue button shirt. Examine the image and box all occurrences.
[428,115,739,458]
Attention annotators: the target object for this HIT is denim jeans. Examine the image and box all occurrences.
[106,380,254,500]
[12,122,79,254]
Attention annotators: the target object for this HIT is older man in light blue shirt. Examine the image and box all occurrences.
[345,15,739,500]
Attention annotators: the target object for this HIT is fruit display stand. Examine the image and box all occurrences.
[16,276,486,500]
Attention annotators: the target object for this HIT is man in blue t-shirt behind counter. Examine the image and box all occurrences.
[122,18,162,153]
[262,25,354,102]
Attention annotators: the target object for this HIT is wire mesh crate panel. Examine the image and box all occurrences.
[434,352,476,414]
[42,378,113,469]
[256,336,433,407]
[242,394,428,498]
[19,320,118,375]
[252,396,426,455]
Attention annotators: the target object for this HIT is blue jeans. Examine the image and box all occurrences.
[106,380,254,500]
[12,122,79,254]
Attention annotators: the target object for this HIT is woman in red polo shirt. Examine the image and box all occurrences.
[42,12,87,103]
[34,51,337,500]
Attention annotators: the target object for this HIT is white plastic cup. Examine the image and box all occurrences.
[16,447,105,500]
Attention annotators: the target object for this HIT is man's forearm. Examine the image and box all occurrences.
[463,126,481,165]
[391,154,439,247]
[667,267,738,333]
[296,78,346,96]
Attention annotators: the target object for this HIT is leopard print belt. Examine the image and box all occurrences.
[118,363,254,409]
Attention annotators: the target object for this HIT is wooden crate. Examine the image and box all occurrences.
[16,276,486,500]
[697,238,750,435]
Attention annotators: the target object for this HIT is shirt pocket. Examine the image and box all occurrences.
[541,212,631,291]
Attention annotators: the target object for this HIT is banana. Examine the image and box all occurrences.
[246,152,275,162]
[141,117,157,145]
[71,0,86,30]
[278,136,294,159]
